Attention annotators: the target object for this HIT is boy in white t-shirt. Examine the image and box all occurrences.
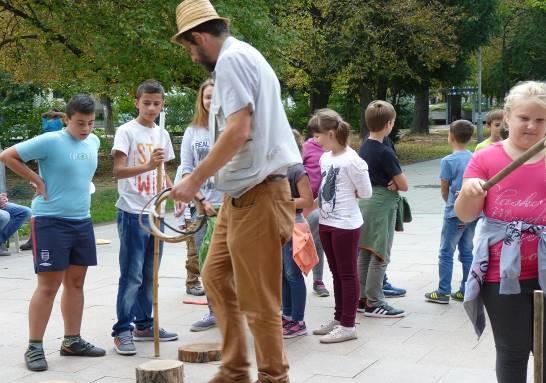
[110,80,178,355]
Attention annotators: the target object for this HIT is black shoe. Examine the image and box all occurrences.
[25,345,47,371]
[60,338,106,357]
[20,239,32,251]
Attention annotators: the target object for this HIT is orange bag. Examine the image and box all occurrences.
[292,221,319,276]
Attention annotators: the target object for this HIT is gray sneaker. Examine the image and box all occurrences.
[113,331,136,355]
[186,284,205,296]
[312,319,340,335]
[190,312,217,332]
[0,244,11,257]
[25,345,47,371]
[133,327,178,341]
[319,325,357,344]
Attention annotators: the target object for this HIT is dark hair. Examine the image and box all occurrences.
[449,119,474,144]
[136,79,165,99]
[180,19,229,44]
[65,94,95,118]
[308,108,351,147]
[365,100,396,132]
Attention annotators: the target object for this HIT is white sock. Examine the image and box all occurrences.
[342,325,355,331]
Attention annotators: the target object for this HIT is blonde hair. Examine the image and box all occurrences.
[504,81,546,115]
[365,100,396,132]
[308,108,351,146]
[292,129,303,154]
[191,78,214,127]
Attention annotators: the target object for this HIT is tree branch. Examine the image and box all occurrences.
[0,33,38,48]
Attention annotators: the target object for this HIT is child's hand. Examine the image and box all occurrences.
[460,178,487,199]
[387,180,398,191]
[148,148,165,169]
[0,193,7,208]
[174,201,187,217]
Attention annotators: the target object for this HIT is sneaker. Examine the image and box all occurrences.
[312,319,340,335]
[319,325,357,344]
[425,290,450,304]
[282,316,292,328]
[313,281,330,297]
[190,312,217,332]
[60,337,106,357]
[24,345,47,371]
[357,298,367,313]
[186,284,205,296]
[0,244,10,256]
[363,303,406,318]
[113,331,136,355]
[133,327,178,341]
[450,290,464,301]
[20,238,33,251]
[383,281,406,298]
[283,321,307,339]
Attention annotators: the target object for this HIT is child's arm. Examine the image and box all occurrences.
[454,178,486,222]
[0,147,47,200]
[391,173,408,192]
[112,148,165,180]
[295,174,314,210]
[350,160,373,199]
[440,179,449,202]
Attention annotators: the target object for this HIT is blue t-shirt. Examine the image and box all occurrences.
[41,117,64,133]
[440,150,473,218]
[15,130,100,219]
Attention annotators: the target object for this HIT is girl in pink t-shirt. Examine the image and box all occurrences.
[456,81,546,383]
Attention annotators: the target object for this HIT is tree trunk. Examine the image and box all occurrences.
[359,83,372,139]
[309,79,332,113]
[136,360,184,383]
[0,143,6,193]
[178,342,222,363]
[376,76,388,101]
[411,85,430,134]
[100,95,115,136]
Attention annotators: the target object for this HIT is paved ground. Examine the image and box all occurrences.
[0,159,535,382]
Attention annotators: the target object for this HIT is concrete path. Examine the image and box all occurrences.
[0,159,533,382]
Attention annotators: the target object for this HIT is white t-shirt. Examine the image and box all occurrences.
[318,148,372,230]
[112,119,175,214]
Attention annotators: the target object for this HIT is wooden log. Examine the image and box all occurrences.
[535,290,544,383]
[178,342,222,363]
[136,359,184,383]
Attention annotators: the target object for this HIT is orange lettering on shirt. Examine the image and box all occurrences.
[137,144,147,165]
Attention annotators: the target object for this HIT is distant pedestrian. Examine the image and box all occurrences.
[475,109,504,152]
[41,109,65,134]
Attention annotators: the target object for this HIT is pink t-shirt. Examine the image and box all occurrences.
[464,142,546,282]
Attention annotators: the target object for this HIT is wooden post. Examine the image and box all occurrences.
[136,360,184,383]
[178,342,222,363]
[534,290,544,383]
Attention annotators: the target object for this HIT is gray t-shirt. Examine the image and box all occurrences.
[287,163,307,214]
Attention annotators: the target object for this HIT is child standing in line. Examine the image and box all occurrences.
[475,109,505,152]
[456,81,546,383]
[111,80,178,355]
[310,109,372,344]
[425,120,477,304]
[282,130,314,338]
[357,100,408,318]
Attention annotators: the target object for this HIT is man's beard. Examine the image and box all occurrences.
[200,59,216,72]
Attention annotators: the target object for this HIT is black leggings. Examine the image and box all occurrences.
[481,280,545,383]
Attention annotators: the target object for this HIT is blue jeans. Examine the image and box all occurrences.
[438,216,477,294]
[0,203,32,243]
[112,210,163,336]
[282,239,306,322]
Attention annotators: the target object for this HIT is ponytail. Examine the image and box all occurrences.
[307,108,351,147]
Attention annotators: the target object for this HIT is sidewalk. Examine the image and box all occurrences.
[0,159,519,383]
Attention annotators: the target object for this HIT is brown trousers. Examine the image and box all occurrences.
[203,179,295,383]
[185,224,201,288]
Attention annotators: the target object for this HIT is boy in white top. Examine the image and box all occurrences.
[110,80,178,356]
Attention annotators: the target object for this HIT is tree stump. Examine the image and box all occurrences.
[136,359,184,383]
[178,342,222,363]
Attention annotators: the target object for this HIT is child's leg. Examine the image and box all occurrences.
[329,227,361,327]
[358,249,372,299]
[457,220,477,293]
[112,211,149,335]
[29,271,64,340]
[308,209,325,282]
[319,225,341,321]
[281,242,293,319]
[364,254,388,307]
[282,240,306,322]
[61,265,87,336]
[438,217,465,295]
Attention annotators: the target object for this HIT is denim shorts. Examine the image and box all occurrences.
[32,216,97,273]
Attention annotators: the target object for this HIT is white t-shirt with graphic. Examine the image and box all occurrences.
[112,119,175,214]
[318,148,372,230]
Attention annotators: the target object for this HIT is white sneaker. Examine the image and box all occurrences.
[319,325,357,344]
[312,319,340,335]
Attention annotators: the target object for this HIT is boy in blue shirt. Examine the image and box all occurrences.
[0,95,105,372]
[425,120,478,304]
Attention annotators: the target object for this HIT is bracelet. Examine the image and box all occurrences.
[198,197,206,203]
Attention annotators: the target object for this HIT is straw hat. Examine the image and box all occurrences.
[171,0,229,45]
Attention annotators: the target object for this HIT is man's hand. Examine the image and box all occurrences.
[201,200,217,216]
[32,180,48,201]
[170,174,201,204]
[148,148,165,170]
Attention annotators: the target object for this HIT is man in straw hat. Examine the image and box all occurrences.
[170,1,301,382]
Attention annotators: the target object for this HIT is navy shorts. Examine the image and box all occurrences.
[31,216,97,273]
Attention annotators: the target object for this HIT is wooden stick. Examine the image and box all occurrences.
[482,136,546,191]
[535,290,544,383]
[152,111,166,357]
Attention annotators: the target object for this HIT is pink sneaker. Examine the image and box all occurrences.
[283,321,307,339]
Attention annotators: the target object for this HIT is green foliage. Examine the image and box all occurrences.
[165,88,197,134]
